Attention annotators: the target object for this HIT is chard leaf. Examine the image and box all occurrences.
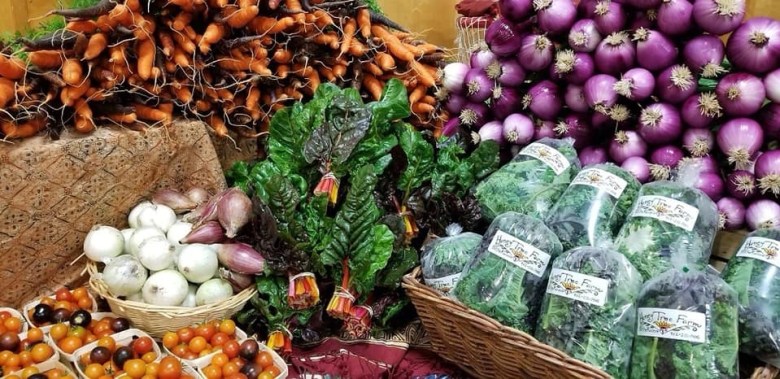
[369,79,410,132]
[226,161,251,192]
[377,297,410,327]
[252,275,291,327]
[398,125,434,193]
[303,94,371,166]
[349,224,395,294]
[376,247,419,288]
[339,134,398,176]
[264,174,305,238]
[431,141,500,198]
[268,106,312,175]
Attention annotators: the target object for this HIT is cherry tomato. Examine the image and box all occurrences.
[30,343,53,363]
[26,328,44,343]
[211,353,229,368]
[84,363,106,379]
[189,336,208,354]
[96,336,116,352]
[218,320,236,336]
[53,301,75,314]
[162,332,179,350]
[38,297,55,307]
[264,366,282,377]
[210,332,230,347]
[67,326,87,339]
[57,336,83,354]
[0,311,9,320]
[72,288,89,301]
[77,297,93,310]
[177,328,195,344]
[4,317,22,333]
[222,340,240,359]
[195,324,216,341]
[19,350,33,367]
[202,365,222,379]
[6,353,21,367]
[20,366,39,379]
[49,324,68,341]
[54,288,74,303]
[145,362,159,376]
[132,336,154,356]
[255,352,274,369]
[257,372,275,379]
[157,356,182,379]
[171,344,189,358]
[141,352,157,363]
[123,359,147,379]
[222,362,240,378]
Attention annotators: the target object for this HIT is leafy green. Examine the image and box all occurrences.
[721,229,780,366]
[226,161,251,192]
[546,164,641,251]
[629,269,739,379]
[303,94,372,166]
[454,212,564,332]
[377,247,419,288]
[535,247,642,378]
[420,228,481,295]
[431,140,500,198]
[368,79,410,133]
[398,124,434,194]
[242,276,317,332]
[267,106,314,176]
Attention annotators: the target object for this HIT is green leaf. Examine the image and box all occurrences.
[264,174,304,237]
[253,275,291,327]
[303,94,372,166]
[431,141,500,198]
[376,247,419,288]
[307,84,342,129]
[268,107,311,175]
[398,125,434,194]
[349,224,395,294]
[226,161,251,192]
[461,141,501,181]
[300,196,332,254]
[369,79,410,132]
[377,297,410,327]
[339,134,398,176]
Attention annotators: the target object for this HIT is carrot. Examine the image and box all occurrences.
[105,112,137,124]
[1,118,45,139]
[319,66,335,82]
[164,60,176,73]
[246,86,261,108]
[136,38,155,80]
[85,87,108,101]
[333,63,347,79]
[199,23,225,54]
[348,39,367,56]
[173,47,191,67]
[410,61,437,87]
[371,26,414,61]
[363,62,383,77]
[0,55,26,80]
[62,59,83,86]
[109,4,134,27]
[340,19,356,56]
[276,64,290,79]
[209,114,229,137]
[286,0,305,24]
[313,10,334,28]
[183,26,197,41]
[408,85,426,105]
[108,43,126,64]
[135,103,170,122]
[29,50,64,69]
[172,12,192,31]
[224,5,259,29]
[173,83,192,103]
[403,43,427,58]
[74,99,95,133]
[362,74,383,100]
[69,80,91,102]
[83,33,108,60]
[159,102,174,115]
[312,33,339,49]
[0,78,14,108]
[158,31,174,57]
[248,16,295,34]
[305,69,320,93]
[250,60,272,76]
[421,95,436,105]
[133,15,157,40]
[412,102,434,115]
[66,20,98,34]
[217,57,248,71]
[126,0,142,11]
[195,100,211,113]
[171,30,196,54]
[375,52,395,71]
[272,49,292,64]
[357,8,371,38]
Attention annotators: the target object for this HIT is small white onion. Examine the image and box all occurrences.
[137,236,177,271]
[121,228,135,254]
[138,205,177,232]
[128,201,154,228]
[167,221,193,245]
[177,244,219,284]
[142,269,189,306]
[103,255,148,297]
[84,225,124,263]
[195,279,233,306]
[181,284,198,307]
[128,227,166,257]
[126,292,144,303]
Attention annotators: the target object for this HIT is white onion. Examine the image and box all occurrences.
[142,269,189,306]
[137,236,177,271]
[128,201,154,228]
[442,62,469,93]
[166,222,193,245]
[121,228,135,254]
[128,227,166,257]
[84,225,124,263]
[177,244,219,283]
[195,279,233,306]
[103,255,148,297]
[138,204,177,232]
[126,292,144,303]
[181,284,198,307]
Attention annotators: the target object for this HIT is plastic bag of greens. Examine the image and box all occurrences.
[613,163,719,280]
[721,229,780,366]
[536,247,642,378]
[629,268,739,379]
[546,164,641,251]
[420,224,482,297]
[474,138,580,221]
[454,212,563,332]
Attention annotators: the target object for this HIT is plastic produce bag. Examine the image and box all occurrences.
[536,247,642,378]
[420,224,482,297]
[454,212,563,332]
[721,229,780,366]
[629,268,739,379]
[613,164,719,280]
[547,164,641,251]
[474,138,580,221]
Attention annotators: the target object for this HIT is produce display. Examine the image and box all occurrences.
[75,331,172,379]
[536,246,642,378]
[0,327,55,375]
[420,224,482,297]
[49,315,131,355]
[722,229,780,366]
[199,339,284,379]
[25,287,94,328]
[4,365,76,379]
[161,319,243,361]
[454,212,564,333]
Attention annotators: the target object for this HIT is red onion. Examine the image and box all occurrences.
[569,19,602,53]
[630,10,655,29]
[755,150,780,196]
[519,34,555,71]
[441,63,469,94]
[658,0,694,36]
[522,80,561,121]
[634,28,678,72]
[471,47,498,70]
[503,113,535,145]
[726,170,757,200]
[695,172,725,201]
[535,0,577,35]
[606,104,632,125]
[726,17,780,74]
[442,117,461,137]
[579,146,609,166]
[609,130,648,164]
[584,74,618,112]
[693,0,745,35]
[486,59,526,87]
[578,0,599,17]
[550,50,595,85]
[534,119,557,139]
[682,128,715,157]
[565,84,589,113]
[459,102,489,127]
[594,32,636,75]
[681,92,722,129]
[627,0,662,9]
[764,68,780,103]
[656,64,697,104]
[217,243,266,275]
[683,35,726,79]
[649,145,685,180]
[759,103,780,139]
[638,103,682,144]
[491,86,521,120]
[622,156,651,183]
[746,199,780,230]
[717,118,764,167]
[152,189,197,214]
[591,110,611,130]
[614,67,655,100]
[717,197,746,230]
[593,0,626,35]
[499,0,533,23]
[217,188,253,238]
[715,73,766,117]
[445,94,467,115]
[554,114,592,149]
[464,69,494,103]
[478,121,504,144]
[485,17,524,56]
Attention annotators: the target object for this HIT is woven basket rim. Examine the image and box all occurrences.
[86,261,256,315]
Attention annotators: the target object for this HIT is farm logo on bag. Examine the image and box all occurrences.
[571,168,628,198]
[637,308,707,343]
[425,273,461,296]
[546,268,610,306]
[519,142,570,175]
[631,195,700,231]
[487,230,551,278]
[737,237,780,268]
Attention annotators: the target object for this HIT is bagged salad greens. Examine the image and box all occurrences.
[721,229,780,366]
[613,164,719,280]
[454,212,563,332]
[629,268,739,379]
[546,164,641,251]
[474,138,580,221]
[420,224,482,297]
[536,247,642,378]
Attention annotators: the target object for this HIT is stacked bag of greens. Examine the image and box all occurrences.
[614,163,720,280]
[547,163,641,250]
[420,224,482,298]
[536,247,642,378]
[454,212,563,332]
[722,229,780,366]
[630,268,739,378]
[474,138,580,220]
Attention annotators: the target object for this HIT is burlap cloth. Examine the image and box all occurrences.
[0,120,228,308]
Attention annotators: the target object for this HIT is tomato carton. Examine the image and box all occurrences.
[196,339,288,379]
[0,307,28,334]
[10,359,78,379]
[22,288,98,333]
[1,329,61,375]
[47,312,122,365]
[162,321,248,369]
[73,328,162,379]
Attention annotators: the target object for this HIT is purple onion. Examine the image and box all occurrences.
[609,130,648,164]
[656,64,697,104]
[746,199,780,230]
[759,103,780,139]
[584,74,618,111]
[717,118,765,167]
[503,113,535,145]
[442,117,461,137]
[682,128,715,157]
[627,0,662,9]
[464,68,494,103]
[485,17,524,56]
[726,170,757,200]
[569,19,602,53]
[726,17,780,74]
[535,0,577,35]
[591,111,610,130]
[683,155,720,174]
[459,102,489,128]
[681,92,722,129]
[622,156,651,183]
[478,121,504,144]
[486,58,526,87]
[755,150,780,196]
[638,103,682,145]
[441,62,469,94]
[693,0,745,35]
[523,80,562,121]
[519,34,555,71]
[594,32,636,75]
[765,68,780,103]
[593,0,626,35]
[613,67,655,101]
[650,145,685,167]
[695,172,725,201]
[550,50,595,85]
[555,114,592,149]
[565,84,589,113]
[471,48,498,70]
[534,119,557,139]
[716,73,767,117]
[683,35,726,78]
[635,28,678,72]
[445,94,467,115]
[578,0,599,18]
[491,86,521,120]
[498,0,533,23]
[658,0,694,36]
[630,10,654,29]
[718,197,746,230]
[579,146,609,166]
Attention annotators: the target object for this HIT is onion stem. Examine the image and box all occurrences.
[715,0,742,16]
[533,0,553,10]
[571,31,588,47]
[595,1,610,16]
[613,79,633,97]
[610,104,631,122]
[698,92,723,118]
[641,108,662,127]
[759,175,780,196]
[649,164,671,181]
[670,65,695,90]
[554,50,576,74]
[701,63,726,78]
[605,32,629,46]
[750,31,769,46]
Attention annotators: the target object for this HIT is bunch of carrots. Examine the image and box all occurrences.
[0,0,446,140]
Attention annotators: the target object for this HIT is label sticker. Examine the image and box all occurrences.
[571,168,629,198]
[546,268,610,307]
[425,273,461,296]
[637,308,707,344]
[519,142,571,175]
[487,230,551,278]
[736,237,780,268]
[630,195,700,231]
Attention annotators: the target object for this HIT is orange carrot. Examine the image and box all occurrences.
[0,78,14,108]
[83,33,108,60]
[159,102,174,115]
[29,51,64,69]
[371,26,414,61]
[249,16,295,34]
[171,30,196,54]
[126,0,141,11]
[348,39,367,56]
[319,66,335,82]
[250,60,272,76]
[62,59,84,86]
[224,5,259,29]
[136,39,155,80]
[276,64,290,79]
[340,19,356,56]
[409,85,426,105]
[195,100,211,113]
[172,13,192,31]
[363,62,383,76]
[135,103,170,123]
[357,8,371,38]
[333,64,347,79]
[286,0,305,24]
[272,49,292,64]
[421,95,436,105]
[66,20,98,34]
[209,114,229,137]
[412,102,435,115]
[312,33,339,49]
[105,112,137,124]
[158,31,174,57]
[183,25,197,41]
[69,80,91,102]
[1,118,45,139]
[313,10,334,28]
[410,61,437,87]
[74,99,95,133]
[0,55,26,80]
[305,69,321,93]
[199,23,225,54]
[362,74,383,100]
[173,47,191,67]
[375,52,395,71]
[109,4,134,27]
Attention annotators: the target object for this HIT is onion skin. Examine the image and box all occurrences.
[464,69,493,103]
[459,102,489,128]
[683,35,725,78]
[550,51,595,85]
[594,32,636,75]
[441,63,469,94]
[534,120,557,140]
[523,80,562,121]
[717,197,746,230]
[759,103,780,139]
[441,117,461,138]
[755,150,780,196]
[471,48,498,69]
[569,19,602,53]
[627,0,662,9]
[579,146,609,166]
[593,0,626,35]
[478,121,504,144]
[726,17,780,74]
[715,73,766,117]
[650,145,684,167]
[494,58,526,87]
[682,128,715,157]
[445,94,467,115]
[681,93,721,129]
[556,114,592,149]
[491,86,521,120]
[535,0,577,35]
[503,113,535,145]
[216,243,266,275]
[152,189,197,214]
[614,67,655,101]
[656,64,697,104]
[486,17,524,56]
[658,0,694,36]
[499,0,533,23]
[180,221,225,244]
[635,28,678,72]
[217,188,253,239]
[621,156,651,183]
[638,103,682,145]
[519,35,555,72]
[693,0,745,35]
[764,68,780,103]
[717,118,764,168]
[584,74,618,110]
[186,188,210,205]
[695,172,725,202]
[746,199,780,230]
[609,130,647,164]
[565,84,589,113]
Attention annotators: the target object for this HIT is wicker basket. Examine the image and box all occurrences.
[87,262,256,338]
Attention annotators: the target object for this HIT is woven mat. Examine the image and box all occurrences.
[0,120,227,307]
